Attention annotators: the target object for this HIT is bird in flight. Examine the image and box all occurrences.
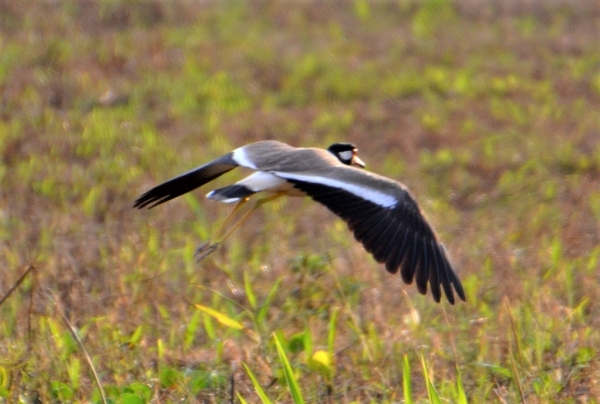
[134,140,465,304]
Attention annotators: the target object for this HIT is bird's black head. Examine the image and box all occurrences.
[327,143,366,168]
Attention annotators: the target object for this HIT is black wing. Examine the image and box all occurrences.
[286,179,465,304]
[134,152,238,209]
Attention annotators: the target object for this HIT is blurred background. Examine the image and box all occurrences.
[1,0,599,402]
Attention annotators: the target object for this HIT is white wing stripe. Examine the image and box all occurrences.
[274,172,397,208]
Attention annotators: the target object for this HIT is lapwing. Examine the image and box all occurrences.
[134,140,465,304]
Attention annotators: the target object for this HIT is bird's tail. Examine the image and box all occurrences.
[206,185,256,203]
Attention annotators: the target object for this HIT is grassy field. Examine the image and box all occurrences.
[1,0,600,402]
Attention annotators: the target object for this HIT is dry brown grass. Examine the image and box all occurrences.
[1,0,600,402]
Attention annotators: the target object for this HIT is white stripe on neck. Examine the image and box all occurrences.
[232,147,257,169]
[274,172,397,208]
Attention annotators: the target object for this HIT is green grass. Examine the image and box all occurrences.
[1,0,600,402]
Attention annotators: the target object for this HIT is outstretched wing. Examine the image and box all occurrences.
[279,170,465,304]
[134,152,238,209]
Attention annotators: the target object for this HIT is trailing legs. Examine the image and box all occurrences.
[195,193,285,261]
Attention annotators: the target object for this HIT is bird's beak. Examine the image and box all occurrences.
[351,155,366,168]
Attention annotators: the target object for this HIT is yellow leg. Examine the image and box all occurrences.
[216,193,284,243]
[210,197,250,241]
[195,193,285,261]
[194,197,249,259]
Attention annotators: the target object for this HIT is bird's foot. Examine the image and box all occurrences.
[195,242,219,262]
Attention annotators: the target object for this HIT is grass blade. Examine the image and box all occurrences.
[194,304,244,330]
[257,277,282,325]
[274,333,305,404]
[0,264,35,308]
[327,307,338,356]
[57,311,107,404]
[504,296,526,402]
[419,353,441,404]
[236,393,249,404]
[243,363,273,404]
[243,271,257,310]
[455,368,468,404]
[403,355,414,404]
